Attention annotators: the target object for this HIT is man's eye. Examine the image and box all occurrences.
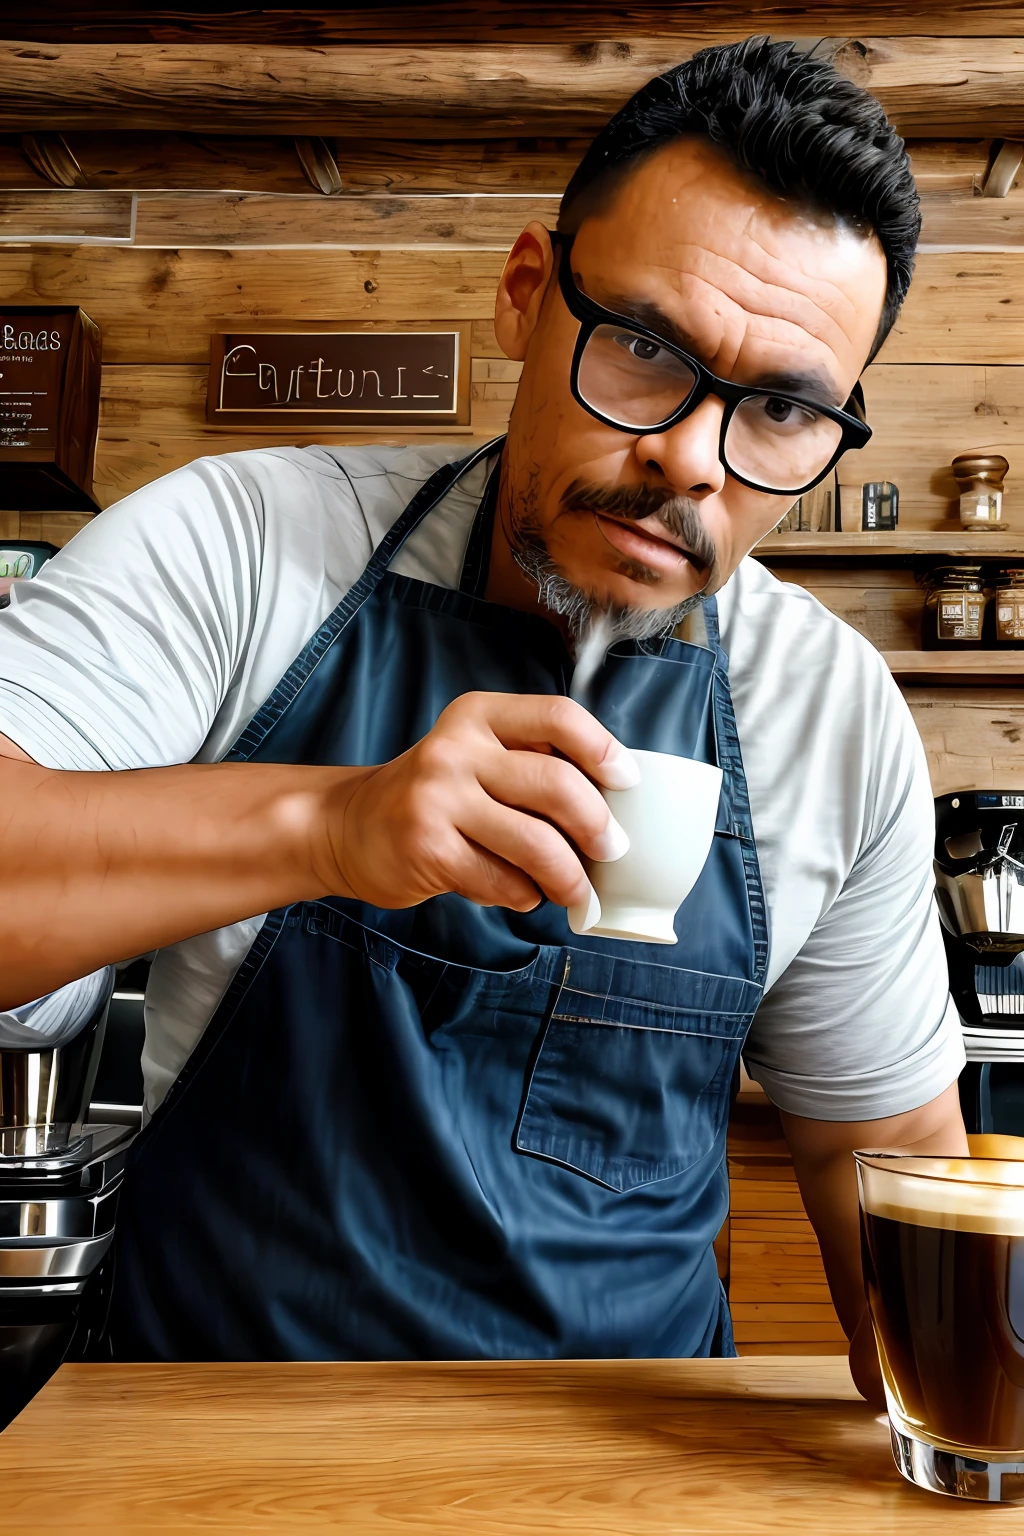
[615,334,664,363]
[762,396,817,428]
[764,397,793,423]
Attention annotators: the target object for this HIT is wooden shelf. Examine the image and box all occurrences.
[883,650,1024,683]
[755,532,1024,559]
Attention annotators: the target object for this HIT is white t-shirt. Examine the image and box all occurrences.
[0,443,964,1119]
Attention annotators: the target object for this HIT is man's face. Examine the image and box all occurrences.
[494,137,888,622]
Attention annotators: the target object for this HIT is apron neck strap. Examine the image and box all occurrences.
[368,437,505,583]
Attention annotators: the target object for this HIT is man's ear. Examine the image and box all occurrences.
[493,223,555,363]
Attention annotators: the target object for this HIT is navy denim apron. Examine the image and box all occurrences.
[106,442,769,1361]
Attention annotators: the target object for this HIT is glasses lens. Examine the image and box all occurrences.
[725,394,843,492]
[577,324,697,430]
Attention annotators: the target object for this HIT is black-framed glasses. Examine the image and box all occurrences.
[549,230,872,496]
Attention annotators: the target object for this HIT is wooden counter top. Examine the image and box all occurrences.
[2,1357,1019,1534]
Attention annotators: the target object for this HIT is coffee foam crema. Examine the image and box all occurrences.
[857,1154,1024,1236]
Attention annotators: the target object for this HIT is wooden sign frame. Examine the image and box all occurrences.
[206,320,473,429]
[0,305,101,511]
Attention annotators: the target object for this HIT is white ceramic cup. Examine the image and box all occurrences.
[568,749,723,945]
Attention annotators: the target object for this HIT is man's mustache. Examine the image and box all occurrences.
[560,479,717,577]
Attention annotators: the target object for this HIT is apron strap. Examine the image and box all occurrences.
[369,436,504,586]
[458,456,503,598]
[227,437,503,762]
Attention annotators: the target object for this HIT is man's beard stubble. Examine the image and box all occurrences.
[507,475,718,643]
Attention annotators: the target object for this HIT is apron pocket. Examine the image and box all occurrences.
[514,970,750,1193]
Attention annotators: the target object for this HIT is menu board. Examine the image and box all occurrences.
[207,323,472,428]
[0,307,102,511]
[0,315,70,457]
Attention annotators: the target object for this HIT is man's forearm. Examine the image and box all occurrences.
[782,1086,969,1335]
[781,1085,968,1403]
[781,1121,869,1338]
[0,754,369,1009]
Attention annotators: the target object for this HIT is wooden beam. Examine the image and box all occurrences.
[0,190,132,240]
[115,186,1024,250]
[0,132,586,193]
[0,41,719,137]
[0,134,987,199]
[126,192,556,248]
[2,5,1024,43]
[846,36,1024,136]
[3,183,1022,253]
[1,39,1023,138]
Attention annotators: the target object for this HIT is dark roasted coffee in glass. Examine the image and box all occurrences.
[856,1152,1024,1502]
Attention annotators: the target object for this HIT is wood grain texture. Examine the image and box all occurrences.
[757,532,1024,555]
[6,4,1024,43]
[854,364,1024,526]
[0,247,508,363]
[727,1098,843,1353]
[0,189,132,239]
[0,132,592,194]
[0,40,722,137]
[1,38,1024,138]
[904,687,1024,792]
[4,3,1024,43]
[0,1356,995,1534]
[887,651,1024,682]
[845,35,1024,135]
[0,248,1017,366]
[880,253,1024,363]
[129,191,557,248]
[0,134,991,199]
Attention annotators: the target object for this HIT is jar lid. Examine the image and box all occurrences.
[930,564,984,578]
[952,452,1009,485]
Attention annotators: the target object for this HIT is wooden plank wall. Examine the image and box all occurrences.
[3,3,1023,1357]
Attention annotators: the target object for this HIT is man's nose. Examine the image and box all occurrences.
[632,396,727,501]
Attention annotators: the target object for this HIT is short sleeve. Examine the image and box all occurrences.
[0,457,263,770]
[743,686,966,1122]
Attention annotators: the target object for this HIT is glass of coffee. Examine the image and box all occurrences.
[856,1150,1024,1502]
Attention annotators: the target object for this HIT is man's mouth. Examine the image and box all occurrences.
[591,511,708,581]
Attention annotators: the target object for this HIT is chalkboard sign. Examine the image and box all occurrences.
[207,323,472,428]
[0,306,102,511]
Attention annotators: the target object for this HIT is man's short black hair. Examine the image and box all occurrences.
[558,36,920,363]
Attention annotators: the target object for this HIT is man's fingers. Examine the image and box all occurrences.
[456,794,592,910]
[449,839,542,912]
[447,693,640,792]
[478,750,629,863]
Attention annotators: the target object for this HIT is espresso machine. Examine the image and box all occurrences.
[934,790,1024,1135]
[0,967,137,1430]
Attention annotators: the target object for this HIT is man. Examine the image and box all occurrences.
[0,39,965,1387]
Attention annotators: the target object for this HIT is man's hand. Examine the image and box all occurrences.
[781,1082,968,1410]
[321,692,639,915]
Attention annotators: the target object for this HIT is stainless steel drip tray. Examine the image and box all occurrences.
[0,1122,134,1197]
[0,1231,112,1279]
[0,1185,120,1241]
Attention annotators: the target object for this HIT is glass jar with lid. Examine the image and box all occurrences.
[993,567,1024,648]
[952,453,1009,531]
[921,565,989,650]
